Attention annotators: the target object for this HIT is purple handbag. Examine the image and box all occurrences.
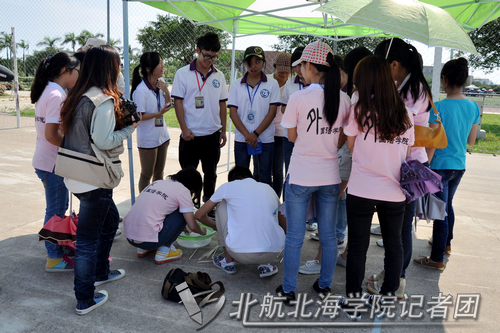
[400,159,443,202]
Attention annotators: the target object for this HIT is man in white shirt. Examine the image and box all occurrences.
[194,166,285,278]
[171,33,228,215]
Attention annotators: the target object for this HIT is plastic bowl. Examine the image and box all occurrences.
[176,224,216,248]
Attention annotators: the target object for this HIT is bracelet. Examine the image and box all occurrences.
[253,130,260,137]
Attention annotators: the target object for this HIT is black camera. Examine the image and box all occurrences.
[120,97,140,126]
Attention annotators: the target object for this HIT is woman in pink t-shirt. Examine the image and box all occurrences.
[343,55,414,304]
[31,52,80,272]
[276,41,351,304]
[368,39,432,297]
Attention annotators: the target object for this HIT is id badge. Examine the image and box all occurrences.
[246,110,256,124]
[155,116,164,127]
[195,96,204,109]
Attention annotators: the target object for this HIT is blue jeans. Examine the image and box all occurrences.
[73,188,119,303]
[35,168,69,259]
[282,138,294,201]
[283,178,340,293]
[127,210,186,250]
[234,141,274,187]
[346,194,405,296]
[431,169,465,263]
[336,198,347,241]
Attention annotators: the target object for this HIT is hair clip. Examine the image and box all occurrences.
[46,54,54,61]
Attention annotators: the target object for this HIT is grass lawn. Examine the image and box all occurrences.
[468,114,500,155]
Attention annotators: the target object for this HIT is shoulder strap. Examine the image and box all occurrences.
[426,91,441,123]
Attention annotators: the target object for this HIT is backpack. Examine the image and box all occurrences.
[161,268,224,306]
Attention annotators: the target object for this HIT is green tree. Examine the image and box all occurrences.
[0,32,13,68]
[109,38,122,52]
[464,19,500,73]
[76,30,105,48]
[37,36,62,51]
[62,32,77,52]
[272,35,383,56]
[137,14,231,67]
[17,39,29,75]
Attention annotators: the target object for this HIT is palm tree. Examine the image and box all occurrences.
[37,36,62,51]
[109,38,122,52]
[17,39,29,75]
[62,32,77,52]
[0,32,13,66]
[76,30,105,48]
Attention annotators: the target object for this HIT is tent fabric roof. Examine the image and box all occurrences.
[141,0,500,39]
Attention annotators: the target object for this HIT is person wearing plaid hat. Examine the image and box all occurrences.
[228,46,281,187]
[276,41,351,304]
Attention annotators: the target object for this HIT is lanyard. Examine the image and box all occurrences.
[246,82,262,110]
[195,71,208,93]
[299,83,302,91]
[154,90,161,112]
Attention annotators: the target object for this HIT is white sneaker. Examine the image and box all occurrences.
[309,233,319,241]
[376,239,384,247]
[258,264,278,278]
[306,222,318,231]
[137,248,155,258]
[370,225,382,235]
[299,260,321,275]
[336,254,346,267]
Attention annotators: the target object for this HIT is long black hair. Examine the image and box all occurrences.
[344,46,372,98]
[30,52,79,103]
[374,38,431,110]
[441,57,469,88]
[170,168,203,208]
[353,55,412,141]
[308,51,341,128]
[131,51,161,98]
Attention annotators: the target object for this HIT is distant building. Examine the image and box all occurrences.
[473,78,493,85]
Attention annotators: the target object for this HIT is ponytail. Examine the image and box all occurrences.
[130,65,142,99]
[30,52,79,103]
[322,53,341,128]
[131,51,162,99]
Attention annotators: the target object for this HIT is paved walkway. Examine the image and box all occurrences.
[0,113,498,332]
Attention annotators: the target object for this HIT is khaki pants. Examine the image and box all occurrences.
[138,140,169,192]
[215,200,279,265]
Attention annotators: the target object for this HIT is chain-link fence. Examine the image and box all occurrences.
[2,1,499,129]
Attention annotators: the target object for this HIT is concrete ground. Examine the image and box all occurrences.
[0,112,498,333]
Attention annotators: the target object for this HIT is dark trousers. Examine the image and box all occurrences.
[179,131,221,202]
[346,194,405,296]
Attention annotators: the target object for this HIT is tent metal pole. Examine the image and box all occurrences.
[12,28,20,128]
[107,0,110,44]
[431,47,443,102]
[123,0,136,205]
[227,20,237,172]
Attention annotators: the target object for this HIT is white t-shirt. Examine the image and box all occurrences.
[132,80,170,149]
[267,73,287,137]
[32,82,66,172]
[210,178,285,253]
[227,72,281,143]
[281,83,351,186]
[344,102,415,202]
[123,179,194,242]
[282,75,307,106]
[171,61,229,136]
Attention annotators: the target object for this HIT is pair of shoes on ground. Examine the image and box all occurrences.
[413,256,445,270]
[137,245,183,264]
[428,238,452,254]
[371,225,382,235]
[298,254,347,275]
[367,276,406,299]
[276,278,331,305]
[45,255,74,272]
[213,254,278,278]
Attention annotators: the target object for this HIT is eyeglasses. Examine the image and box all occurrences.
[201,51,218,61]
[73,68,80,74]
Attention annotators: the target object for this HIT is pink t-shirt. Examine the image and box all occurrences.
[344,105,415,202]
[281,84,351,186]
[32,82,67,172]
[402,86,430,163]
[123,179,194,242]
